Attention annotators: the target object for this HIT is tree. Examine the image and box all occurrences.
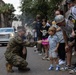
[0,3,15,27]
[47,0,62,19]
[20,0,63,25]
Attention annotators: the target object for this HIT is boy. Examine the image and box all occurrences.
[40,27,60,71]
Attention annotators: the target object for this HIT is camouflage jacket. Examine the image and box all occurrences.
[4,34,37,58]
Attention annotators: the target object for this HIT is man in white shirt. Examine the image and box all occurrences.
[55,14,76,71]
[66,0,76,74]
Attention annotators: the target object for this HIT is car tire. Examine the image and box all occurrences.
[2,44,5,46]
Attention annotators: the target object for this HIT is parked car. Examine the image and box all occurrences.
[0,27,15,45]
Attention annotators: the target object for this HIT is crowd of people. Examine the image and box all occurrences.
[32,0,76,74]
[4,0,76,74]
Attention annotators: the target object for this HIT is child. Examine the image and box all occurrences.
[41,26,60,71]
[40,19,50,59]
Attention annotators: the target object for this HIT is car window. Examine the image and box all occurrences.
[0,28,14,32]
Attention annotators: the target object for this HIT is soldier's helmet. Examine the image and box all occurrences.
[54,15,65,24]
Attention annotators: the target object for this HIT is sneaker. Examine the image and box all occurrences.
[64,65,72,70]
[34,50,36,52]
[59,60,66,65]
[46,57,50,61]
[34,50,38,53]
[42,56,48,60]
[55,66,60,71]
[34,46,36,47]
[69,68,76,74]
[72,52,76,56]
[38,53,42,56]
[48,66,53,71]
[60,67,65,71]
[59,59,62,63]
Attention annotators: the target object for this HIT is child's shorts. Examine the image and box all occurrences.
[42,38,49,46]
[49,51,58,58]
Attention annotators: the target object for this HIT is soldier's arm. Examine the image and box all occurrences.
[14,36,23,44]
[23,41,37,47]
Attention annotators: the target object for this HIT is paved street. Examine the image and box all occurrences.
[0,46,75,75]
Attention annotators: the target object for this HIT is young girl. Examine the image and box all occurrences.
[41,26,60,71]
[40,19,50,59]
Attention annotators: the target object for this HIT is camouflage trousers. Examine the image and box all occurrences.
[5,54,28,69]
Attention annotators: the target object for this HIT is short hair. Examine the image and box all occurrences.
[42,19,47,23]
[36,14,41,19]
[17,29,26,32]
[55,10,64,15]
[17,27,26,32]
[48,26,56,33]
[52,21,56,25]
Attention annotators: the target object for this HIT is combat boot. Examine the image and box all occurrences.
[6,63,14,73]
[18,67,30,72]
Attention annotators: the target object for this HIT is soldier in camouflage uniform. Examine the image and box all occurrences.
[4,28,38,72]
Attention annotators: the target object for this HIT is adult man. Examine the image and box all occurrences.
[66,0,76,49]
[26,32,32,41]
[55,15,75,70]
[55,10,66,65]
[4,28,38,72]
[66,0,76,73]
[34,14,42,55]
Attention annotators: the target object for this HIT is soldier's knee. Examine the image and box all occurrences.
[23,60,28,66]
[19,60,28,67]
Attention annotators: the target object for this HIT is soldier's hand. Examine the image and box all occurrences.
[22,47,26,55]
[37,40,42,44]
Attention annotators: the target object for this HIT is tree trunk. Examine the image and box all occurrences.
[1,13,5,27]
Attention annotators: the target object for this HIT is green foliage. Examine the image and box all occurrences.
[20,0,63,22]
[47,0,62,19]
[0,3,15,13]
[0,3,15,20]
[0,3,16,27]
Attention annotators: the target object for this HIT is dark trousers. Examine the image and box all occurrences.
[58,43,65,61]
[37,37,42,53]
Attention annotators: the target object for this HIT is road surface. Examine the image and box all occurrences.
[0,46,75,75]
